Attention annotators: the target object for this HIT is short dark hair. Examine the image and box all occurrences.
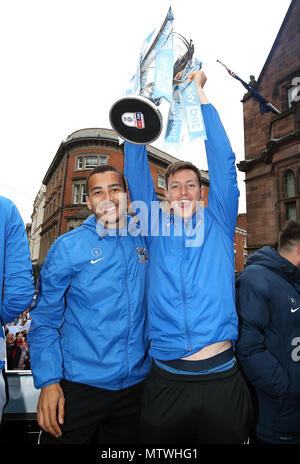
[165,161,202,189]
[85,165,128,195]
[278,221,300,252]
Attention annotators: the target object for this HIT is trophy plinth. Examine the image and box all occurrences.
[109,95,163,145]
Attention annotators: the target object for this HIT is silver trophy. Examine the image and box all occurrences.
[109,7,197,145]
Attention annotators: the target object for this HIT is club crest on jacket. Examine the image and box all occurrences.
[136,247,148,263]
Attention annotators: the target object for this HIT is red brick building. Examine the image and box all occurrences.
[238,0,300,253]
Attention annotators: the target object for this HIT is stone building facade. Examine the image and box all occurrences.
[29,184,46,264]
[239,0,300,253]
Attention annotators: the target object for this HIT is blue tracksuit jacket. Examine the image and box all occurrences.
[0,196,34,370]
[28,214,151,390]
[124,103,240,360]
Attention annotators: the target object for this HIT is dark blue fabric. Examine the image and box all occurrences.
[236,246,300,444]
[157,347,234,372]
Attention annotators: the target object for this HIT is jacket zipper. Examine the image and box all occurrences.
[118,236,131,388]
[180,235,192,352]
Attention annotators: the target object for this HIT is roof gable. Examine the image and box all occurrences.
[256,0,299,89]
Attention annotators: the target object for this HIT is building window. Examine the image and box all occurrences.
[285,170,296,198]
[85,156,98,169]
[82,185,87,203]
[99,156,108,165]
[76,156,83,170]
[157,173,166,189]
[73,185,80,204]
[73,183,87,204]
[75,154,108,171]
[286,201,297,221]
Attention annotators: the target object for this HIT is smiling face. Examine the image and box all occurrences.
[165,169,203,219]
[86,171,128,228]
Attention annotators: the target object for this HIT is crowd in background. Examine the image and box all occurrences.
[5,310,31,371]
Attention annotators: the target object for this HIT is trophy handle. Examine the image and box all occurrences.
[172,33,194,78]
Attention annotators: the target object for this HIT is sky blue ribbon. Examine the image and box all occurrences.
[153,32,174,103]
[164,58,207,149]
[125,29,155,96]
[164,88,185,151]
[181,80,207,142]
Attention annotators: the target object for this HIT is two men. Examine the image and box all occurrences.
[28,166,150,444]
[0,196,34,422]
[29,70,253,444]
[124,71,253,443]
[236,220,300,444]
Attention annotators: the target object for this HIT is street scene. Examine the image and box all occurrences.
[0,0,299,455]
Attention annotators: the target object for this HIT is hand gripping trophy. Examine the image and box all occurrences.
[109,7,206,149]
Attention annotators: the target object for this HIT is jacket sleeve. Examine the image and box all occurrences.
[1,202,34,323]
[202,104,240,239]
[28,239,72,390]
[236,272,290,398]
[124,142,158,238]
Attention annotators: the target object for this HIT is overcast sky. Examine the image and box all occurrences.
[0,0,292,223]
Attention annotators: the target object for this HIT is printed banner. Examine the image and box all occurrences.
[164,88,185,151]
[153,33,174,103]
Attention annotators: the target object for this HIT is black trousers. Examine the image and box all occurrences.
[39,379,144,444]
[140,362,254,444]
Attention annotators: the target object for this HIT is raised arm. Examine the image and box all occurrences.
[190,71,239,238]
[124,142,158,237]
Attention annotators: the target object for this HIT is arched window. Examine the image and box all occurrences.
[285,170,295,198]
